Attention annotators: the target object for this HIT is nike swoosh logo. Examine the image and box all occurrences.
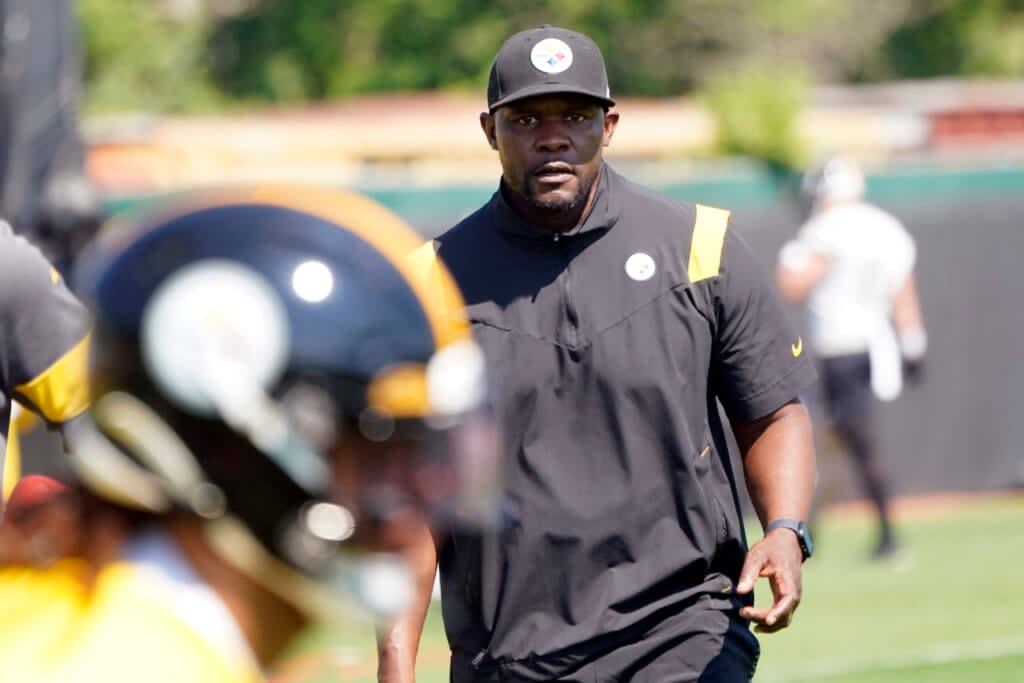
[791,337,803,357]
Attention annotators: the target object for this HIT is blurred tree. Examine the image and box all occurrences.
[703,65,810,174]
[861,0,1024,79]
[75,0,1024,114]
[78,0,222,113]
[205,0,510,102]
[204,0,930,102]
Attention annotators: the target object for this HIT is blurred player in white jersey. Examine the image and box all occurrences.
[776,156,927,559]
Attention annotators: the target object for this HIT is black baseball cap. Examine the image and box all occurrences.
[487,25,615,112]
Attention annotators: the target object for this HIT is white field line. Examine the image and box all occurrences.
[756,635,1024,682]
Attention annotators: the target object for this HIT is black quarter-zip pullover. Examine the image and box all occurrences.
[421,164,816,682]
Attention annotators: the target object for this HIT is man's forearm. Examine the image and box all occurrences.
[891,272,927,363]
[733,400,816,526]
[377,524,437,683]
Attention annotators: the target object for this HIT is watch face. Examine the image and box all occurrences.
[799,522,814,559]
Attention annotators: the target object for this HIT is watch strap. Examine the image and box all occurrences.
[764,518,802,534]
[764,518,811,560]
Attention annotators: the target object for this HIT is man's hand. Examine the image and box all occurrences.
[902,355,925,386]
[735,528,803,633]
[0,476,81,567]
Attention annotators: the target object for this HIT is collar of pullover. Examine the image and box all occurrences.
[493,162,621,241]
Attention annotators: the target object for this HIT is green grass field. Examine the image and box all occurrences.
[272,495,1024,682]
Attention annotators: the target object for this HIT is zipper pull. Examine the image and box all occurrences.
[553,233,560,242]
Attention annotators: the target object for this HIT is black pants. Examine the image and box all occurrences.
[820,353,894,546]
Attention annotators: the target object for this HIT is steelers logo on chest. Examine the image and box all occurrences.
[625,252,657,282]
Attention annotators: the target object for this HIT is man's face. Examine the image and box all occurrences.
[481,94,618,215]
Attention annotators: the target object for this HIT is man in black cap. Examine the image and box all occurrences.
[382,26,818,682]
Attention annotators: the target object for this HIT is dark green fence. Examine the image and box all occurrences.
[95,162,1024,502]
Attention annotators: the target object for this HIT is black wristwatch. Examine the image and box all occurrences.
[764,519,814,561]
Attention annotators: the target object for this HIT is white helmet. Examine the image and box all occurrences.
[802,156,865,204]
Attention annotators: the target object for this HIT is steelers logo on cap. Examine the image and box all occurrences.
[531,38,574,74]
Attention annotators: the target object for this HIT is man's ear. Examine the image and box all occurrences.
[480,112,498,150]
[603,110,620,147]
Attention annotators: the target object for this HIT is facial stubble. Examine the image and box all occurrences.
[523,168,597,215]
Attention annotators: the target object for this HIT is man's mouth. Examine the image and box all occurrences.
[533,162,575,184]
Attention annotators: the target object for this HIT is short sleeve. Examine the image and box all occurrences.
[795,213,836,254]
[0,225,92,424]
[709,226,818,422]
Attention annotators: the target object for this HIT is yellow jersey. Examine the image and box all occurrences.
[0,558,263,683]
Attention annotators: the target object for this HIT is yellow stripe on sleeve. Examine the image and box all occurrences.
[3,419,19,501]
[13,333,91,424]
[687,204,731,283]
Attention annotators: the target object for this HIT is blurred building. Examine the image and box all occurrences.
[85,79,1024,199]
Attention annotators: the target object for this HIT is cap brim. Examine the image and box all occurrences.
[490,83,615,112]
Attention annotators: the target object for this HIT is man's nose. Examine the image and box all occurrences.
[534,122,570,152]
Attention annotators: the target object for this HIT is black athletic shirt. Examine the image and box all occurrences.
[417,164,816,681]
[1,222,90,494]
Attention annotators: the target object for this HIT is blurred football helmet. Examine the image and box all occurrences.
[801,155,866,206]
[69,185,501,620]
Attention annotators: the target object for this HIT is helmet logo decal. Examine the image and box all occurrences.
[531,38,573,74]
[625,252,656,282]
[142,259,290,416]
[141,259,331,494]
